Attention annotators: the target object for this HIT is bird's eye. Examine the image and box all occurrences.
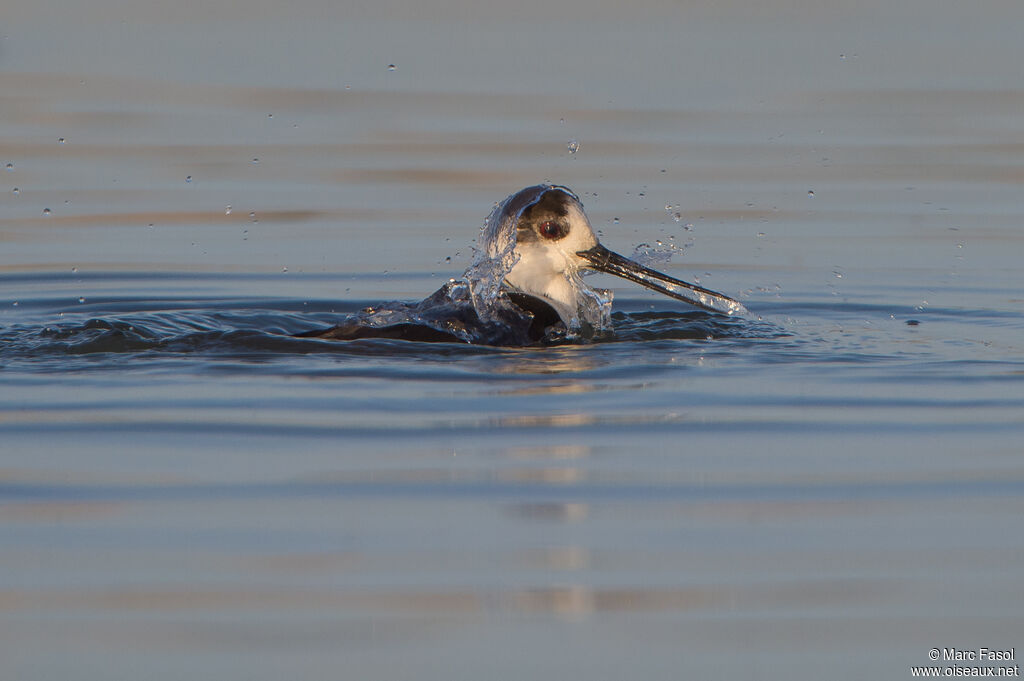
[538,221,566,240]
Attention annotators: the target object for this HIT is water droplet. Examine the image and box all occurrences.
[251,158,259,164]
[58,137,66,144]
[840,54,846,60]
[11,187,18,195]
[757,232,766,238]
[225,205,232,215]
[807,190,815,198]
[148,223,154,229]
[387,64,396,71]
[11,301,18,307]
[5,163,12,171]
[567,138,579,155]
[281,266,288,273]
[71,267,78,273]
[267,113,273,118]
[612,217,620,224]
[42,208,51,215]
[444,256,451,263]
[185,175,192,183]
[249,211,258,223]
[78,296,85,304]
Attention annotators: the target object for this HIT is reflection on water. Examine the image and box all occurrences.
[507,445,590,460]
[0,577,887,618]
[508,502,590,522]
[489,349,603,378]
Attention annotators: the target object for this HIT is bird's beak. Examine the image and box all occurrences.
[576,244,747,316]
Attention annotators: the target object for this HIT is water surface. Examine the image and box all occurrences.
[2,1,1023,679]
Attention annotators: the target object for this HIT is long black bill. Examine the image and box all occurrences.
[577,244,747,316]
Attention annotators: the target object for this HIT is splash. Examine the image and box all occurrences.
[464,189,528,326]
[464,184,614,339]
[299,184,738,345]
[296,188,559,345]
[559,268,614,338]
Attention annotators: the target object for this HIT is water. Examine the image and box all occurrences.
[3,0,1024,679]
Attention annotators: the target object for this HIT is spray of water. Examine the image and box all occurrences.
[463,184,614,338]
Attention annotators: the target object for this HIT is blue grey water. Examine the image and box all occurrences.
[2,1,1023,679]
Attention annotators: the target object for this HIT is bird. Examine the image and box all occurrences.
[298,184,746,345]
